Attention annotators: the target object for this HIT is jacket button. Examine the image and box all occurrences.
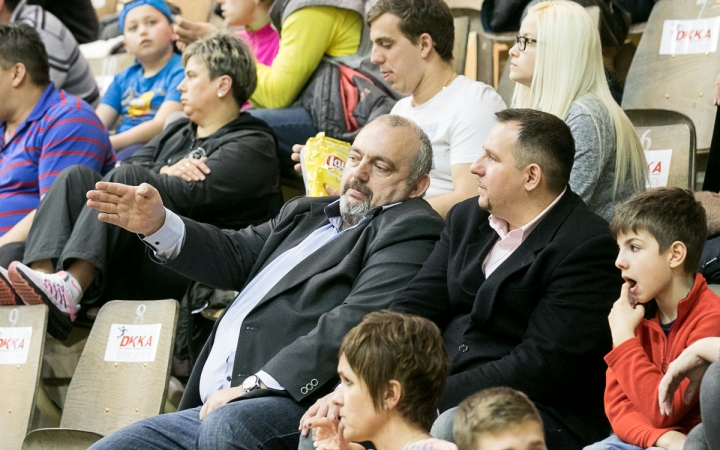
[459,344,469,352]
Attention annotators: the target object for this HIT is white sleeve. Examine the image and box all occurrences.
[448,83,507,166]
[141,208,186,259]
[256,370,285,390]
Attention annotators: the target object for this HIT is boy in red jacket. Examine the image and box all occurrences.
[584,188,720,450]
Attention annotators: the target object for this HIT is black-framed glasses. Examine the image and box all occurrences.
[515,36,538,51]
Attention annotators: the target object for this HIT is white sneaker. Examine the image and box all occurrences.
[8,262,82,321]
[0,266,20,306]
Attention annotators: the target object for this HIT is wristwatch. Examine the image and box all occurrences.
[242,375,263,392]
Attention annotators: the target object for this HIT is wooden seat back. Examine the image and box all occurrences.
[59,300,178,436]
[625,108,697,189]
[621,0,720,151]
[0,305,48,450]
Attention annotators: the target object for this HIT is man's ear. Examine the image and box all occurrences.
[418,33,434,59]
[408,173,430,199]
[524,163,542,192]
[11,63,28,88]
[667,241,687,270]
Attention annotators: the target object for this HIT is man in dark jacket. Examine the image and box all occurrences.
[299,109,621,450]
[83,114,444,450]
[389,109,620,449]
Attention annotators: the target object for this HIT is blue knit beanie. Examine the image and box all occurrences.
[119,0,174,32]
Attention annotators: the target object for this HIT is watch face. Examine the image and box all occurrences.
[243,375,258,391]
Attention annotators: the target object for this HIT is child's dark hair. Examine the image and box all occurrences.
[611,187,707,273]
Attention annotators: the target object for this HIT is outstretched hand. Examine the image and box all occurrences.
[86,181,166,236]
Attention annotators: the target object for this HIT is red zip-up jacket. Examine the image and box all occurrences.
[604,274,720,447]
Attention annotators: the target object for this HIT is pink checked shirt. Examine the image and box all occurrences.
[482,188,566,277]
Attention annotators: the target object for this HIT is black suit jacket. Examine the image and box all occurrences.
[391,190,621,444]
[170,196,445,410]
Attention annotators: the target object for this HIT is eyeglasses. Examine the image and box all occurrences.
[515,36,538,51]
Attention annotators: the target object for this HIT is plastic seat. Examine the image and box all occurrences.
[622,0,720,152]
[22,299,178,449]
[0,305,48,450]
[625,108,697,189]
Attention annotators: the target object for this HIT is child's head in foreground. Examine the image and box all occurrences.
[610,187,706,304]
[119,0,175,63]
[334,310,449,442]
[453,387,546,450]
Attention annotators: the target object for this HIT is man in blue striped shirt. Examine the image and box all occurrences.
[0,0,100,106]
[0,23,114,256]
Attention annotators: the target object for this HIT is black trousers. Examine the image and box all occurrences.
[15,164,191,306]
[703,107,720,192]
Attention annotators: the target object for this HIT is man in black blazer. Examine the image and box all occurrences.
[389,109,621,449]
[299,109,621,450]
[85,115,445,450]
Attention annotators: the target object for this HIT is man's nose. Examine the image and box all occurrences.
[470,159,484,177]
[370,46,382,65]
[348,162,370,182]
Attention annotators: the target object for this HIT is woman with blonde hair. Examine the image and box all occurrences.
[509,0,645,221]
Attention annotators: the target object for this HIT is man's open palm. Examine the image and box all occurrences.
[86,181,166,236]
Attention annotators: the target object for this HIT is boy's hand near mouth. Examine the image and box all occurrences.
[608,282,645,347]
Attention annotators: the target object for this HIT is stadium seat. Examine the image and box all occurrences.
[22,300,178,449]
[625,108,697,189]
[622,0,720,152]
[0,305,48,450]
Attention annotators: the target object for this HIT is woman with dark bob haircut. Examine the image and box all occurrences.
[305,310,456,450]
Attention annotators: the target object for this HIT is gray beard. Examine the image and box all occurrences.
[340,195,372,227]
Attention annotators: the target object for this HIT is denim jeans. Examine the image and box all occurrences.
[583,434,663,450]
[90,396,307,450]
[248,107,317,177]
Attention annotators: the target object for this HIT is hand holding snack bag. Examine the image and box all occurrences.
[301,133,351,197]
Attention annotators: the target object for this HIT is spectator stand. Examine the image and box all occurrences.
[22,300,179,449]
[92,0,119,20]
[622,0,720,183]
[0,305,48,450]
[443,0,505,86]
[625,109,697,190]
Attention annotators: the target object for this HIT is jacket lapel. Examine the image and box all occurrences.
[259,225,364,304]
[470,191,583,326]
[246,202,331,281]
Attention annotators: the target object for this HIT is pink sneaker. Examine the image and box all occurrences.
[0,266,20,306]
[8,262,81,323]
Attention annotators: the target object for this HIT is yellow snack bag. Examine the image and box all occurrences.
[301,132,350,197]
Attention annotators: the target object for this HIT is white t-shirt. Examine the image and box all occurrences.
[391,76,506,198]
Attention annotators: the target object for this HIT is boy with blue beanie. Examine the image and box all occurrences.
[96,0,184,158]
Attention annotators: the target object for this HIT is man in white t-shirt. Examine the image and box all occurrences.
[366,0,506,217]
[293,0,505,218]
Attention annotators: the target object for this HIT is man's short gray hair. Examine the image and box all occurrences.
[375,115,433,186]
[182,32,256,107]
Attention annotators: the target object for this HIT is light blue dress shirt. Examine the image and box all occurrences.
[143,200,398,402]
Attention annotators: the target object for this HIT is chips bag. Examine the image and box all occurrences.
[301,132,350,197]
